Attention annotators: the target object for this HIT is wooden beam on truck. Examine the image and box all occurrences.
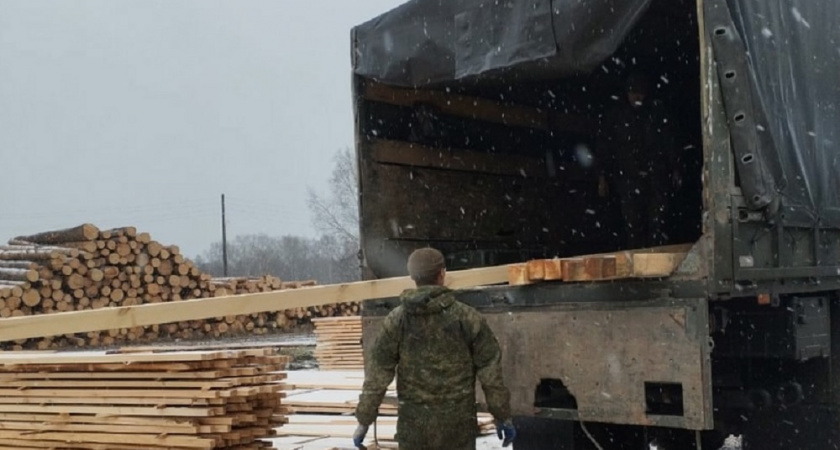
[0,264,513,342]
[632,252,690,277]
[362,81,593,135]
[369,138,547,178]
[507,244,694,285]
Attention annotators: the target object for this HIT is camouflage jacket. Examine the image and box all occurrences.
[355,285,512,428]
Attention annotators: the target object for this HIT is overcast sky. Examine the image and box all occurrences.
[0,0,403,257]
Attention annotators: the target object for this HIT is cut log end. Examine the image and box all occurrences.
[21,289,41,308]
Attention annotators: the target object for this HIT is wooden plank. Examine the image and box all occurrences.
[0,430,216,448]
[582,257,605,280]
[0,404,221,417]
[526,260,546,281]
[506,244,694,286]
[0,373,285,389]
[614,252,633,278]
[278,422,397,440]
[284,389,392,413]
[0,384,282,399]
[0,365,285,380]
[116,341,303,353]
[562,258,585,282]
[0,349,262,365]
[0,263,513,341]
[363,81,592,134]
[0,420,229,435]
[285,370,393,391]
[506,264,531,286]
[0,412,204,426]
[632,252,688,277]
[313,318,363,370]
[311,316,364,323]
[370,139,546,177]
[279,414,495,440]
[0,396,224,406]
[0,440,177,450]
[543,258,564,281]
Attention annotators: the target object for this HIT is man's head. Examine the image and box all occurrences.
[407,247,446,286]
[626,71,650,107]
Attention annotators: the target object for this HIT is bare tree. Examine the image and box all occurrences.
[307,147,359,242]
[306,147,360,280]
[194,148,362,283]
[194,234,355,284]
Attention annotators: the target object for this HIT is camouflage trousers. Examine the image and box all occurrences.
[395,400,479,450]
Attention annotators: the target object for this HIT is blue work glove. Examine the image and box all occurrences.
[496,419,516,447]
[353,423,369,449]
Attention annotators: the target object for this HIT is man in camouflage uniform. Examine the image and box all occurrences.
[353,248,516,450]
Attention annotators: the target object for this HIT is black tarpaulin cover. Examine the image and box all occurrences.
[726,0,840,226]
[353,0,840,227]
[351,0,652,86]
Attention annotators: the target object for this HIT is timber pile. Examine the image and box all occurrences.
[507,244,693,285]
[0,224,361,350]
[312,317,364,370]
[0,347,289,449]
[212,278,360,331]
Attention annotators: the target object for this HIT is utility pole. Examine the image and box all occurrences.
[221,194,228,277]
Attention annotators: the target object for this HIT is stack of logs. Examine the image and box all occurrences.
[0,224,361,351]
[210,277,360,332]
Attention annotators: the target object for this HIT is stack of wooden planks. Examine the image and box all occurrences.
[0,347,289,449]
[506,244,693,286]
[312,317,364,370]
[282,414,496,445]
[277,370,495,449]
[0,224,362,350]
[282,370,395,416]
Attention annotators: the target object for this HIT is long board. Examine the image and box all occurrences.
[0,264,513,342]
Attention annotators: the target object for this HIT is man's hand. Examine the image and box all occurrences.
[353,423,369,449]
[598,175,609,197]
[496,419,516,447]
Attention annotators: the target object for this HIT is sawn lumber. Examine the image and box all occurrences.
[0,264,512,341]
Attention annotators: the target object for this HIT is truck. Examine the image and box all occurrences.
[350,0,840,448]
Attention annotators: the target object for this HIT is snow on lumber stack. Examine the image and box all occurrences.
[0,347,289,449]
[312,317,363,370]
[0,224,360,350]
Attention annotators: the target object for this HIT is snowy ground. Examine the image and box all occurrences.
[269,434,502,450]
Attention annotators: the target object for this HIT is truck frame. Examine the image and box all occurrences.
[351,0,840,447]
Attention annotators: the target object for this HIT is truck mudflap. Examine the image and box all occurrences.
[484,297,712,430]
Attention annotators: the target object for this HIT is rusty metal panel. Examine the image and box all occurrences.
[363,298,712,430]
[486,299,712,429]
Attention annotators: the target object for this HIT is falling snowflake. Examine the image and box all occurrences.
[791,7,811,29]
